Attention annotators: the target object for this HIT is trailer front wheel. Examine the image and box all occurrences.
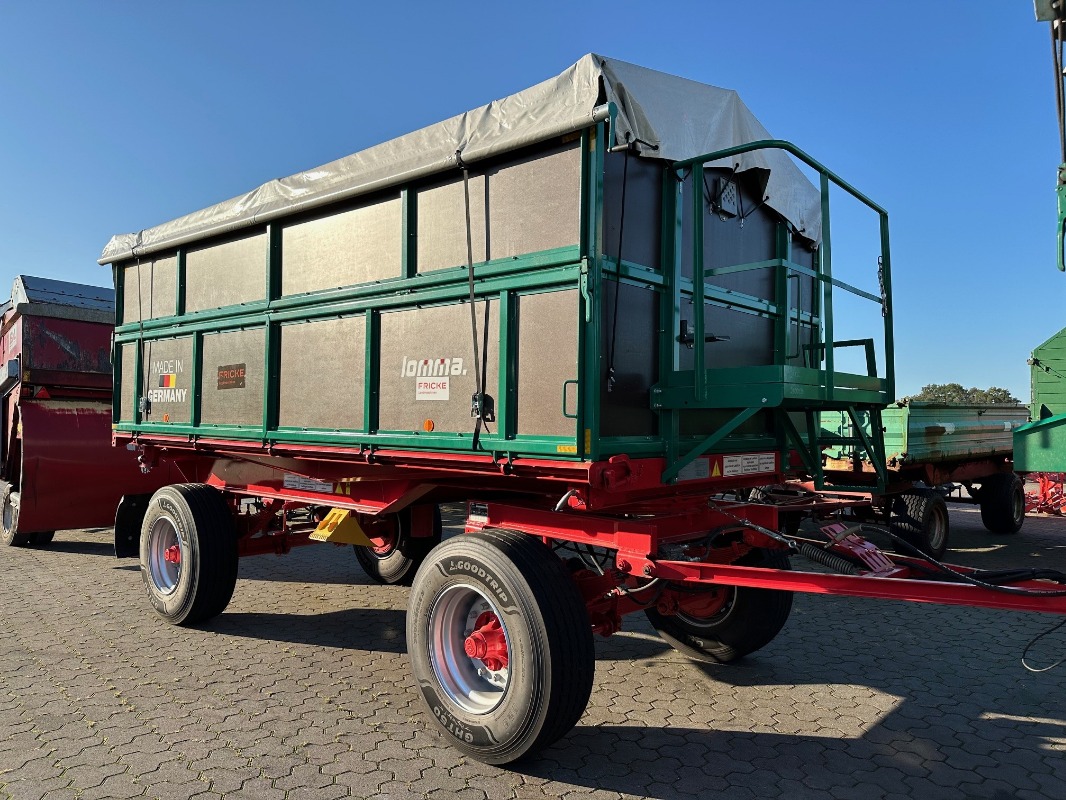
[407,531,594,764]
[354,505,441,585]
[645,549,793,664]
[140,484,238,626]
[978,473,1025,534]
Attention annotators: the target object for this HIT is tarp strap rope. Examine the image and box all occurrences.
[458,150,493,450]
[606,139,630,393]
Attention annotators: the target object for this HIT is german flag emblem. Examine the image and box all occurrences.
[158,373,177,388]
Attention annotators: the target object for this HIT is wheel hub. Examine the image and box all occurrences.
[147,515,182,594]
[428,583,511,714]
[463,611,509,671]
[676,588,729,619]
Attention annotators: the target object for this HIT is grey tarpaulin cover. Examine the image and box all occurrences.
[99,54,820,264]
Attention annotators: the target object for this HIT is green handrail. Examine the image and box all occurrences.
[671,138,894,404]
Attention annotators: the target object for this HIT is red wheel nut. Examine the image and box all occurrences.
[164,544,181,564]
[463,612,508,672]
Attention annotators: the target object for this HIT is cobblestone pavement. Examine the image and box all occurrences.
[1,503,1065,800]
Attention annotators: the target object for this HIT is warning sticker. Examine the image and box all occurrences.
[282,474,334,493]
[722,453,777,477]
[676,459,711,482]
[416,378,449,401]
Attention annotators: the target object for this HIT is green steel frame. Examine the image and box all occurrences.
[112,127,893,490]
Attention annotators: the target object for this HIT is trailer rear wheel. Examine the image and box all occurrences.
[890,489,949,558]
[978,473,1025,534]
[140,484,238,626]
[0,484,30,547]
[645,549,793,664]
[354,505,442,585]
[407,530,594,764]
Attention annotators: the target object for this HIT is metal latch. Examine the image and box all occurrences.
[471,392,496,423]
[677,319,731,348]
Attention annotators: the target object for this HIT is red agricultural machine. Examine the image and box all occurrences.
[0,275,173,546]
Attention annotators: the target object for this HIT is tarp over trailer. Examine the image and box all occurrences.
[100,53,822,265]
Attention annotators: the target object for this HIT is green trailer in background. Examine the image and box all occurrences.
[819,401,1028,557]
[1015,326,1066,475]
[1019,4,1066,479]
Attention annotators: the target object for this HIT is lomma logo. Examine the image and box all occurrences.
[400,356,467,377]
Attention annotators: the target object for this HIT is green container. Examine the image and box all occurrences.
[1029,325,1066,420]
[824,402,1027,469]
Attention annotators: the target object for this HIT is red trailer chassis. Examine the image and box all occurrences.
[122,435,1066,616]
[115,434,1066,765]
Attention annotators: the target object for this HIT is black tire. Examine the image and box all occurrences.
[29,531,54,546]
[407,530,594,765]
[139,484,239,626]
[0,483,30,547]
[354,505,442,585]
[645,548,793,664]
[979,473,1025,534]
[890,489,949,559]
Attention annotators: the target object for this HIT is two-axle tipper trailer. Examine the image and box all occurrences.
[102,54,1066,765]
[0,275,175,547]
[809,401,1029,557]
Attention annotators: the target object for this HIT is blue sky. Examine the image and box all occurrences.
[0,1,1057,400]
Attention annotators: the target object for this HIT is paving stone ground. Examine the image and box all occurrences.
[1,503,1065,799]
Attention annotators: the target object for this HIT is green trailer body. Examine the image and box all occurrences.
[101,55,894,489]
[825,402,1026,472]
[823,402,1025,486]
[881,403,1026,466]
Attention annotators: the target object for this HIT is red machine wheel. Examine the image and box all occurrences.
[139,484,238,626]
[645,549,794,664]
[407,530,594,764]
[0,483,30,547]
[354,505,441,585]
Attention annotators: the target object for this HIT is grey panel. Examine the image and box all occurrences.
[516,290,578,438]
[141,336,193,424]
[200,328,265,426]
[281,196,402,295]
[672,167,820,370]
[603,152,663,271]
[278,316,365,430]
[378,301,498,433]
[417,142,581,272]
[418,173,488,270]
[118,343,135,422]
[185,233,266,313]
[674,305,776,370]
[599,281,658,437]
[121,255,176,324]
